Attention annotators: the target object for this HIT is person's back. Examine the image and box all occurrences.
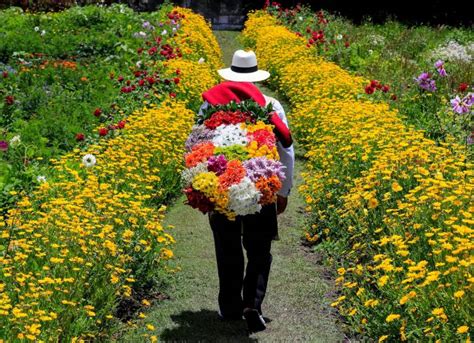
[199,50,295,334]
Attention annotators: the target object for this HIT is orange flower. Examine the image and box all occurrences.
[218,160,246,188]
[185,142,215,168]
[255,175,282,205]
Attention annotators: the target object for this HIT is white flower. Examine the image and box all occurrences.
[212,124,248,147]
[41,30,46,36]
[181,162,208,188]
[9,135,21,147]
[368,49,373,55]
[172,27,177,33]
[298,16,303,21]
[161,29,168,36]
[34,26,40,32]
[228,177,262,216]
[136,60,142,68]
[431,40,472,63]
[37,175,47,183]
[82,154,97,168]
[336,34,343,40]
[133,31,147,39]
[198,57,205,64]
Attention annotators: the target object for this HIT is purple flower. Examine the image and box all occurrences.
[185,125,215,151]
[450,96,470,114]
[437,67,447,77]
[243,157,286,182]
[464,93,474,106]
[415,72,437,92]
[434,60,444,68]
[207,155,227,175]
[0,141,8,152]
[467,134,474,145]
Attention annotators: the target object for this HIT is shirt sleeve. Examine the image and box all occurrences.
[198,101,209,116]
[267,98,295,197]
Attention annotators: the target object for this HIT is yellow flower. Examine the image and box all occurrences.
[146,324,155,331]
[454,290,465,298]
[457,326,469,334]
[367,197,379,209]
[391,182,403,192]
[386,314,400,322]
[378,335,389,342]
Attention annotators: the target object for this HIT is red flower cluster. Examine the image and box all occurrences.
[75,133,85,141]
[218,160,246,189]
[316,10,328,25]
[307,30,325,46]
[5,95,14,106]
[184,187,214,213]
[98,127,108,136]
[185,142,215,168]
[458,82,469,92]
[204,110,253,129]
[365,80,390,94]
[167,10,185,21]
[248,129,276,148]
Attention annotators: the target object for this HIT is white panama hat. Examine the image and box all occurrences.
[218,50,270,82]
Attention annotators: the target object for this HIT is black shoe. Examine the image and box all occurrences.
[217,310,243,321]
[244,309,266,333]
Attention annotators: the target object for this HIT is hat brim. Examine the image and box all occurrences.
[217,68,270,82]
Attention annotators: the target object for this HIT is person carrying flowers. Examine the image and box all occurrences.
[183,50,294,333]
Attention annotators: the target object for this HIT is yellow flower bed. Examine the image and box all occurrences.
[244,11,473,341]
[0,7,219,341]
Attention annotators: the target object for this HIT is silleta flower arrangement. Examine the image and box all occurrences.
[182,100,285,220]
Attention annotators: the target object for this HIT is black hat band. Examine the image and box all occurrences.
[231,65,258,73]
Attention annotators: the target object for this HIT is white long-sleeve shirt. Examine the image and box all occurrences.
[198,96,295,197]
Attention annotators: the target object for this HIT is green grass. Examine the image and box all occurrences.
[117,31,344,342]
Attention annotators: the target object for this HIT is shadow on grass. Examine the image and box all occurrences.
[160,309,257,343]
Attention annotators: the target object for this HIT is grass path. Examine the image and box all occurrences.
[119,31,344,342]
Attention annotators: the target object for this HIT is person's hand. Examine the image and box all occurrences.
[276,195,288,215]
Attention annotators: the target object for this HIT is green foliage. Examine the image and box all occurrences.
[200,100,274,124]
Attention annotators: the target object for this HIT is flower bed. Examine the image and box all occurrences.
[0,4,220,212]
[243,11,473,341]
[261,3,474,149]
[0,7,220,341]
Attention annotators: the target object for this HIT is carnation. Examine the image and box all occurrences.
[228,177,262,216]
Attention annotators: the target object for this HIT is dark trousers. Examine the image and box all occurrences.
[209,204,278,317]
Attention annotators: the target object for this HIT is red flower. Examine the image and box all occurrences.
[174,77,180,84]
[147,77,155,85]
[117,76,124,82]
[94,108,102,117]
[390,94,397,101]
[98,128,108,136]
[370,80,380,88]
[2,71,8,78]
[458,82,469,92]
[134,71,142,77]
[5,95,14,105]
[137,47,144,54]
[139,79,145,87]
[121,86,132,93]
[76,133,85,141]
[176,69,181,75]
[344,41,350,48]
[364,86,375,95]
[118,120,126,129]
[381,85,390,93]
[169,92,177,98]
